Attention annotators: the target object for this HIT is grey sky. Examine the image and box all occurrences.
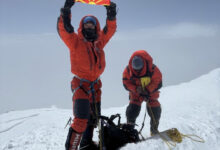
[0,0,220,113]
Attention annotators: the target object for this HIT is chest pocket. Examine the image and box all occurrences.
[140,76,151,89]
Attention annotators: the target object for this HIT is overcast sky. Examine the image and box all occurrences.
[0,0,220,113]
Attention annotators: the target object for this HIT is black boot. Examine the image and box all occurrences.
[65,127,82,150]
[150,119,159,136]
[79,141,98,150]
[147,106,161,136]
[79,125,98,150]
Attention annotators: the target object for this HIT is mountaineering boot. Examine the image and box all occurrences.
[65,127,82,150]
[147,106,161,136]
[79,140,99,150]
[150,119,159,136]
[79,125,99,150]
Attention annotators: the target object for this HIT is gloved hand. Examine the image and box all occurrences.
[60,0,74,33]
[141,91,150,100]
[64,0,75,9]
[141,95,150,102]
[141,89,149,96]
[61,0,75,17]
[136,86,143,94]
[136,86,149,95]
[105,2,117,20]
[60,7,71,17]
[137,86,150,100]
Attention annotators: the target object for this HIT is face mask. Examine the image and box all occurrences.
[82,28,98,42]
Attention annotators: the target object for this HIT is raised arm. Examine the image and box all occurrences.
[57,0,78,49]
[102,2,117,46]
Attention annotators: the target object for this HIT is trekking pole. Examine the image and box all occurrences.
[138,101,148,140]
[64,117,72,129]
[91,82,106,150]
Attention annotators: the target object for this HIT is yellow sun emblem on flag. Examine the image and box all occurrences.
[76,0,110,6]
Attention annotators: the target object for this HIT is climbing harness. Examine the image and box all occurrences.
[71,76,100,97]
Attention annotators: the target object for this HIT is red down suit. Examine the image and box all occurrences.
[57,14,116,134]
[123,50,162,107]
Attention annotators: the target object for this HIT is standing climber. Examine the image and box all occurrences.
[57,0,117,149]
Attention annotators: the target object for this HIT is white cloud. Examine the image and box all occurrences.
[115,23,219,40]
[160,23,219,38]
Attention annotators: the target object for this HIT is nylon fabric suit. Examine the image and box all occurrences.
[57,14,116,134]
[58,15,117,81]
[123,50,162,107]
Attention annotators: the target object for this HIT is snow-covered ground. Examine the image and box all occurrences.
[1,68,220,150]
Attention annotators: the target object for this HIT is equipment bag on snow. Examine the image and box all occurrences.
[99,114,140,150]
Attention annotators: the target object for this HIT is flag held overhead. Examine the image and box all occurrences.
[76,0,111,6]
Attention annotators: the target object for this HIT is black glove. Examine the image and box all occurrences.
[61,0,74,16]
[60,8,74,33]
[136,86,150,99]
[60,7,71,17]
[105,2,117,20]
[140,89,150,101]
[64,0,75,9]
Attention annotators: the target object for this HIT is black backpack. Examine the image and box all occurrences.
[99,114,140,150]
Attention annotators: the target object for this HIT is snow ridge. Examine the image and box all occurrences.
[0,68,220,150]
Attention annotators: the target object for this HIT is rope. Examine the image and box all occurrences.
[95,103,104,150]
[181,133,205,143]
[159,128,205,150]
[90,81,106,150]
[166,128,182,143]
[158,133,176,150]
[138,102,148,140]
[146,103,175,150]
[146,104,205,150]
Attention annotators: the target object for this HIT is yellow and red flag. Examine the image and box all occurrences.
[75,0,111,6]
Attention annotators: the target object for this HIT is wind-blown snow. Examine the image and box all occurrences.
[1,69,220,150]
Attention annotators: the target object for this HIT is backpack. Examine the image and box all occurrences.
[99,114,140,150]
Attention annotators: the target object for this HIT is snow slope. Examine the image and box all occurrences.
[1,68,220,150]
